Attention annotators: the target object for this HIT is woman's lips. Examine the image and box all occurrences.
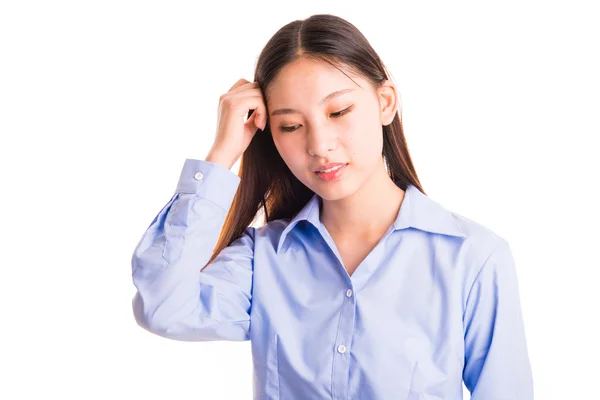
[315,163,348,181]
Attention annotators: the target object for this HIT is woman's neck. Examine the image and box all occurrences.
[319,161,405,242]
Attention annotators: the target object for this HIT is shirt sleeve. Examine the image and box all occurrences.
[462,239,534,399]
[131,158,254,342]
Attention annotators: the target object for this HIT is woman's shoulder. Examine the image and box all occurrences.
[448,209,512,272]
[247,217,297,252]
[413,184,507,254]
[453,209,506,243]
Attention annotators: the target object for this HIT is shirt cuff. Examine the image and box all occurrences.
[175,158,241,211]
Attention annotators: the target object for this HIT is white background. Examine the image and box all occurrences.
[1,0,598,398]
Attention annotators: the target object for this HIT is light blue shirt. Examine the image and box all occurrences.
[131,158,534,400]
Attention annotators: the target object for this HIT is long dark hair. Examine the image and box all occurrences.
[202,14,424,270]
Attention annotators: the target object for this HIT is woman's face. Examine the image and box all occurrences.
[266,58,397,201]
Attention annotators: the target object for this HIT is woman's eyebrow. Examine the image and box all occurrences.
[270,88,355,116]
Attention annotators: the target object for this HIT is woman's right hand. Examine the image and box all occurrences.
[207,78,268,169]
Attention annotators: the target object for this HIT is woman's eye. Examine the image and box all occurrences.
[280,125,300,132]
[279,106,353,133]
[330,106,353,118]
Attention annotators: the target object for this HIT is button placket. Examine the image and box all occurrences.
[337,289,353,355]
[331,286,356,399]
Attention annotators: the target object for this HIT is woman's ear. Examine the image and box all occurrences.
[377,80,399,126]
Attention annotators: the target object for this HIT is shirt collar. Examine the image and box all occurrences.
[276,183,466,254]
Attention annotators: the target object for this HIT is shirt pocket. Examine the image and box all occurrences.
[406,355,463,399]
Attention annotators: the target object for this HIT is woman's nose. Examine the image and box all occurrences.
[307,128,337,158]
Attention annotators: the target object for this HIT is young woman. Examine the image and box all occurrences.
[131,14,533,400]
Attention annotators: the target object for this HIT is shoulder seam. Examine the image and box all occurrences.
[462,238,508,321]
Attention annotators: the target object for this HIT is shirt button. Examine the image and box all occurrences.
[193,172,204,181]
[337,344,347,354]
[346,289,353,297]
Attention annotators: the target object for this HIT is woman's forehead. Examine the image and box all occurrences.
[266,59,364,95]
[267,72,367,108]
